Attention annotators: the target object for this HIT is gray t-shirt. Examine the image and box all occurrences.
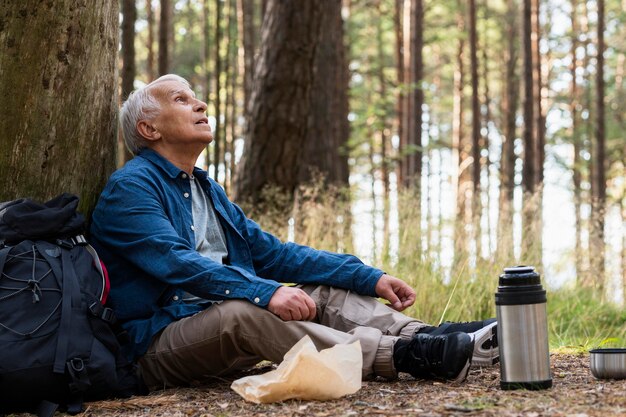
[190,176,228,263]
[182,176,229,303]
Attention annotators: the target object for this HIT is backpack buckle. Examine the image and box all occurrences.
[67,358,90,393]
[55,239,74,249]
[101,307,115,323]
[71,235,87,246]
[89,301,116,323]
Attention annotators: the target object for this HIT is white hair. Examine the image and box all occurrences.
[120,74,191,155]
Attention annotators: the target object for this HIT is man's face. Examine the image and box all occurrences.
[148,80,213,147]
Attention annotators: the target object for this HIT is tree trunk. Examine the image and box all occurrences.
[213,0,223,182]
[394,0,404,188]
[591,0,606,293]
[121,0,136,100]
[0,0,118,219]
[530,0,544,269]
[411,0,424,191]
[521,0,537,260]
[453,0,470,271]
[532,0,545,186]
[120,0,136,166]
[378,0,391,262]
[469,0,482,259]
[579,0,593,286]
[225,0,238,194]
[158,0,172,75]
[570,0,584,284]
[233,0,324,206]
[237,0,255,115]
[497,0,519,261]
[399,0,424,189]
[146,0,156,81]
[481,0,493,257]
[298,0,350,188]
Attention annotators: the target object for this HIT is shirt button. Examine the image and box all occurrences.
[183,192,190,198]
[225,290,230,295]
[173,295,179,301]
[254,297,260,304]
[182,173,188,179]
[190,225,195,231]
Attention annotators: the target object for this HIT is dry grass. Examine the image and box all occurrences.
[17,353,623,417]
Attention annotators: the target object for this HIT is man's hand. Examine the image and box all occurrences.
[375,274,416,311]
[267,286,317,321]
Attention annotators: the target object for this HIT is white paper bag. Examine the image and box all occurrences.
[231,335,362,403]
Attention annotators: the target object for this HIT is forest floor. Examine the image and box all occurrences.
[51,351,626,417]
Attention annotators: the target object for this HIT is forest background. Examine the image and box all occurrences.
[0,0,625,348]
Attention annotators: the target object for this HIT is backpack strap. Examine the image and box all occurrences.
[36,243,81,374]
[84,242,107,302]
[55,248,77,374]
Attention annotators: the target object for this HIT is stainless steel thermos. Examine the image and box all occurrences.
[495,265,552,390]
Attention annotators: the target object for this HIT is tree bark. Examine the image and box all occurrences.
[530,0,544,270]
[0,0,118,219]
[531,0,545,186]
[146,0,155,81]
[497,0,519,262]
[237,0,255,115]
[399,0,423,189]
[298,0,350,188]
[121,0,136,101]
[591,0,606,293]
[570,0,584,284]
[394,0,404,188]
[378,0,391,262]
[212,0,223,182]
[233,0,324,206]
[521,0,537,260]
[453,0,470,271]
[469,0,482,259]
[158,0,172,75]
[481,0,493,256]
[119,0,136,166]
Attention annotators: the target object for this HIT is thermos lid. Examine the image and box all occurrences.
[496,265,546,305]
[499,265,540,286]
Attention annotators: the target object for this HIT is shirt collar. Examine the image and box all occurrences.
[138,148,209,181]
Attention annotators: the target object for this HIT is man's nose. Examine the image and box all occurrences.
[193,99,207,113]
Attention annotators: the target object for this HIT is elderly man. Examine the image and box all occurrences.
[90,74,498,391]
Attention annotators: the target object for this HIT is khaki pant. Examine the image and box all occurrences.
[139,285,426,390]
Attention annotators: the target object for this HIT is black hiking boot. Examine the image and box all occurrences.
[393,332,474,383]
[418,319,499,367]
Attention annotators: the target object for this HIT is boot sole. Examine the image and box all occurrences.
[469,321,499,367]
[449,357,472,383]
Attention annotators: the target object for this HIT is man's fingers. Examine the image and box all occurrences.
[383,287,402,310]
[268,286,318,322]
[291,308,303,321]
[304,295,317,321]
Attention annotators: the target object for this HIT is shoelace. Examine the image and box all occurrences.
[406,334,445,370]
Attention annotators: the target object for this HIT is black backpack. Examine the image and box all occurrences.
[0,194,144,416]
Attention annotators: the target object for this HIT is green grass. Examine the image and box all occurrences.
[548,288,626,350]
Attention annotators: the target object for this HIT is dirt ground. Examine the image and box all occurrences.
[31,352,626,417]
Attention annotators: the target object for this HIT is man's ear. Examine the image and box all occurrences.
[137,120,161,142]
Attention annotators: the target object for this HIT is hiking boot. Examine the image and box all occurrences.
[418,319,499,367]
[393,332,473,383]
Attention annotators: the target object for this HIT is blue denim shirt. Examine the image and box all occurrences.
[90,149,383,359]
